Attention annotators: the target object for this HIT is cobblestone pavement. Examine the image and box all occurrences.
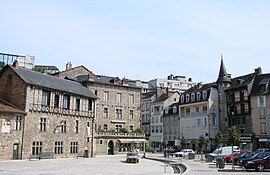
[0,153,270,175]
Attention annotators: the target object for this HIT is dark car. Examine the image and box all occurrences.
[224,150,252,163]
[239,152,270,166]
[244,155,270,172]
[234,152,256,165]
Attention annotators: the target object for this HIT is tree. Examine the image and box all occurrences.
[198,135,207,160]
[228,126,241,146]
[215,130,224,148]
[181,137,186,149]
[134,128,142,133]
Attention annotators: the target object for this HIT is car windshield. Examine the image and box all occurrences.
[263,155,270,160]
[127,152,137,156]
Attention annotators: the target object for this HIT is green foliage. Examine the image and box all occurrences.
[32,67,43,73]
[119,128,128,133]
[215,130,223,146]
[228,126,241,146]
[198,135,207,149]
[181,137,186,149]
[134,128,142,133]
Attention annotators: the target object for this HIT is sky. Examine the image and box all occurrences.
[1,0,270,83]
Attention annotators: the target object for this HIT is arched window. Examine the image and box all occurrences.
[197,92,201,100]
[191,93,195,101]
[203,91,207,99]
[186,94,190,102]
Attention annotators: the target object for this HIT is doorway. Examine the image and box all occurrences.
[13,143,19,159]
[108,140,114,155]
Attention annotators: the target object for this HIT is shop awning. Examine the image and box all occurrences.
[259,138,270,142]
[118,139,147,143]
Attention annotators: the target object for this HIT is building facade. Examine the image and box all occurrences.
[250,73,270,150]
[53,63,145,155]
[179,83,219,151]
[0,63,97,159]
[0,53,35,70]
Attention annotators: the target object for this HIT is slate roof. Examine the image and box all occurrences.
[153,93,168,103]
[142,91,156,100]
[225,73,255,91]
[179,82,217,104]
[250,73,270,96]
[0,99,26,115]
[163,102,179,116]
[3,65,97,99]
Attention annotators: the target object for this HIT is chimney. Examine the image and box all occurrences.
[66,62,72,70]
[12,60,19,68]
[122,78,129,86]
[254,67,262,75]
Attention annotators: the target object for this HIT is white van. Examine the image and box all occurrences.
[208,146,240,158]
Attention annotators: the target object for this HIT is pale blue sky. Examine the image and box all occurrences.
[1,0,270,82]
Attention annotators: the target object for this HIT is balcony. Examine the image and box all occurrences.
[227,96,249,103]
[95,131,145,138]
[28,103,93,117]
[229,109,250,116]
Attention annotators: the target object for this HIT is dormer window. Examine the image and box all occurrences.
[260,84,266,92]
[191,93,195,101]
[165,108,169,114]
[197,92,201,100]
[173,106,177,113]
[186,94,190,102]
[181,95,184,103]
[202,91,207,100]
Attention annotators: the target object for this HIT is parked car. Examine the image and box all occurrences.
[224,150,252,163]
[239,152,270,166]
[234,151,256,165]
[244,155,270,172]
[173,149,195,157]
[206,146,240,160]
[256,148,270,153]
[126,152,140,163]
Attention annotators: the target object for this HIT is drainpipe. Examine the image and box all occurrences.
[21,115,25,159]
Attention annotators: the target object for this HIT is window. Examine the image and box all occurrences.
[186,94,190,102]
[173,106,177,113]
[259,108,265,119]
[196,107,199,113]
[260,122,266,134]
[32,141,42,155]
[191,93,195,101]
[14,116,22,130]
[54,141,63,154]
[88,99,93,111]
[186,108,190,116]
[165,108,169,114]
[61,121,67,133]
[258,96,266,107]
[54,94,59,108]
[129,94,134,104]
[115,124,122,132]
[181,95,184,103]
[202,91,207,99]
[75,120,79,133]
[75,98,80,111]
[146,103,150,111]
[197,92,201,100]
[103,107,109,118]
[99,140,103,144]
[129,125,134,132]
[94,90,98,96]
[202,106,207,113]
[117,93,122,103]
[142,104,145,111]
[104,91,109,101]
[103,124,108,131]
[40,118,46,131]
[197,118,201,126]
[63,95,70,109]
[129,110,134,119]
[116,108,122,119]
[70,142,78,154]
[42,90,51,106]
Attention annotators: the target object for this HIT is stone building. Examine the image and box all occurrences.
[53,63,145,155]
[162,102,180,147]
[179,82,219,151]
[250,73,270,150]
[0,63,97,159]
[149,90,180,151]
[0,99,26,159]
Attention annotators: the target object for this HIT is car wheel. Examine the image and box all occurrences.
[256,163,264,172]
[137,159,139,163]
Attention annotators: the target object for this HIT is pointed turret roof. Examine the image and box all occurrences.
[216,54,231,83]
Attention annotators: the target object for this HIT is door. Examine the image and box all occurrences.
[108,140,114,155]
[13,143,19,159]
